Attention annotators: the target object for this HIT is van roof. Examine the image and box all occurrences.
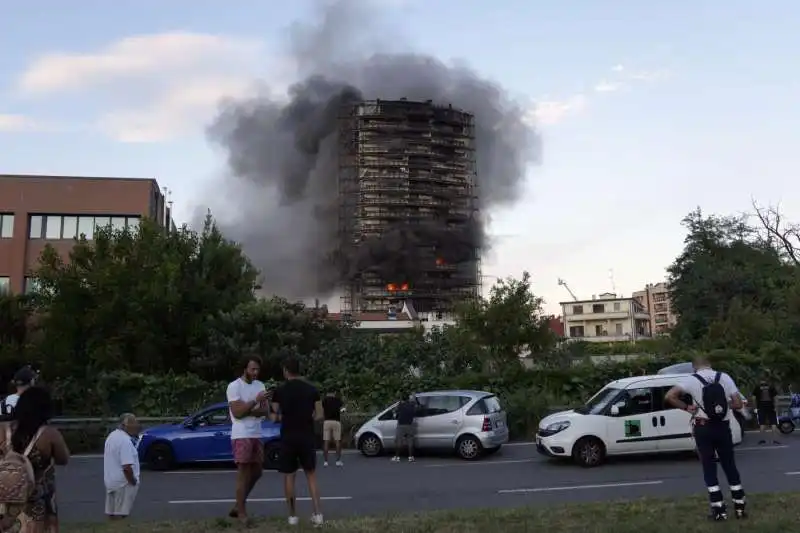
[606,374,690,389]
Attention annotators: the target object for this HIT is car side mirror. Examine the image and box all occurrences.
[184,419,197,429]
[610,405,620,416]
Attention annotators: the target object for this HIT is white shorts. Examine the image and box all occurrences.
[105,484,139,516]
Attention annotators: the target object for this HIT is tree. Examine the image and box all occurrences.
[198,297,343,381]
[668,208,800,351]
[456,272,557,368]
[0,294,32,374]
[30,214,259,379]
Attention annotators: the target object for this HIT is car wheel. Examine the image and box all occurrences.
[358,433,383,457]
[456,435,483,461]
[146,442,175,471]
[779,421,795,434]
[572,437,605,468]
[264,441,281,470]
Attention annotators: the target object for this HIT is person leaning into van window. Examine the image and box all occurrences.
[665,355,746,521]
[0,386,70,533]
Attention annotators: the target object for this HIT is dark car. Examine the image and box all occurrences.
[137,402,281,471]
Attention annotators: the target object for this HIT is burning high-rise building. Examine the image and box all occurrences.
[337,99,481,316]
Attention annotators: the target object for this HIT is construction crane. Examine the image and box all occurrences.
[557,278,578,301]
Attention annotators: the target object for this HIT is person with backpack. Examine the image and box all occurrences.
[665,355,746,521]
[0,386,70,533]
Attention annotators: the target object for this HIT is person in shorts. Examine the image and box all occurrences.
[321,390,344,467]
[392,392,418,463]
[226,355,270,522]
[104,413,141,519]
[752,377,780,445]
[271,356,324,526]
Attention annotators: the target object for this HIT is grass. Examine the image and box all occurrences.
[61,492,800,532]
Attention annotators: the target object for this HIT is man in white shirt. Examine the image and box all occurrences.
[665,355,746,521]
[226,355,270,522]
[104,413,142,520]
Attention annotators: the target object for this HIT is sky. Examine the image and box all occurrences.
[1,0,798,314]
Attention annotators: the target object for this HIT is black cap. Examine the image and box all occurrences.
[13,367,36,386]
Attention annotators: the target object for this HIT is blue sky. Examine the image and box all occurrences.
[2,0,797,313]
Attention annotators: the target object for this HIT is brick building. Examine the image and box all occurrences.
[0,175,170,294]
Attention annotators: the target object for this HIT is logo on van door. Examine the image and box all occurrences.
[624,419,641,438]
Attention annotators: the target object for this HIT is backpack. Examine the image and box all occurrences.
[0,425,45,531]
[693,372,729,421]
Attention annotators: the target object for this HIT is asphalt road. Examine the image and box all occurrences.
[60,432,800,523]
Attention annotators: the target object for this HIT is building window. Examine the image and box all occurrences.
[24,277,41,295]
[572,305,584,315]
[569,325,585,337]
[615,323,623,335]
[654,302,667,313]
[613,302,621,311]
[0,277,9,295]
[592,303,605,313]
[0,214,14,238]
[595,324,605,336]
[655,314,668,324]
[29,215,141,240]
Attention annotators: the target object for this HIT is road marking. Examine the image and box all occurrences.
[426,459,534,468]
[498,480,663,494]
[163,469,305,475]
[738,445,788,451]
[785,471,800,476]
[169,496,352,504]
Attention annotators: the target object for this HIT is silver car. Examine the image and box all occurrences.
[354,390,509,460]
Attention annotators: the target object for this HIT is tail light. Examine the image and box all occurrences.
[481,417,492,432]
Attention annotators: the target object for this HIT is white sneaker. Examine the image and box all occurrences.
[288,516,299,526]
[311,513,324,526]
[391,456,400,462]
[323,461,329,467]
[408,456,415,462]
[336,460,344,467]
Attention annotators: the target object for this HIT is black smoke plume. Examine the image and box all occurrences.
[205,0,539,300]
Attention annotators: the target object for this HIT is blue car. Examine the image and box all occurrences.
[137,402,282,471]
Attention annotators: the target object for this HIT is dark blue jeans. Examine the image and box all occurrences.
[694,420,745,508]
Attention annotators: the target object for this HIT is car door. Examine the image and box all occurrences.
[653,385,695,451]
[415,395,466,449]
[182,407,233,462]
[375,403,399,447]
[605,387,661,455]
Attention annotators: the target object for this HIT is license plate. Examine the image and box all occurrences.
[495,420,504,428]
[536,436,541,445]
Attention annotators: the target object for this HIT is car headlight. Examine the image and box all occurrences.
[544,421,571,434]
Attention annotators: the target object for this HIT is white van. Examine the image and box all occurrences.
[536,374,743,467]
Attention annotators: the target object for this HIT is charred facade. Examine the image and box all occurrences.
[338,99,481,316]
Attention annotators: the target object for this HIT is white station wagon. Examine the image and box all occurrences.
[536,374,743,467]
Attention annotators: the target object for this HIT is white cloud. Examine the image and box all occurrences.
[529,95,588,125]
[18,32,262,94]
[527,63,671,126]
[96,78,258,142]
[15,31,292,142]
[594,81,622,93]
[0,114,38,131]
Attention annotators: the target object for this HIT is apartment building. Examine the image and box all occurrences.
[633,282,677,335]
[560,292,652,342]
[0,174,170,294]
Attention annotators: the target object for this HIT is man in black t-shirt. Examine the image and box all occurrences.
[321,391,344,467]
[752,378,780,445]
[270,357,324,527]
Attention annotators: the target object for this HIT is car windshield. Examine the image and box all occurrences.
[574,387,623,415]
